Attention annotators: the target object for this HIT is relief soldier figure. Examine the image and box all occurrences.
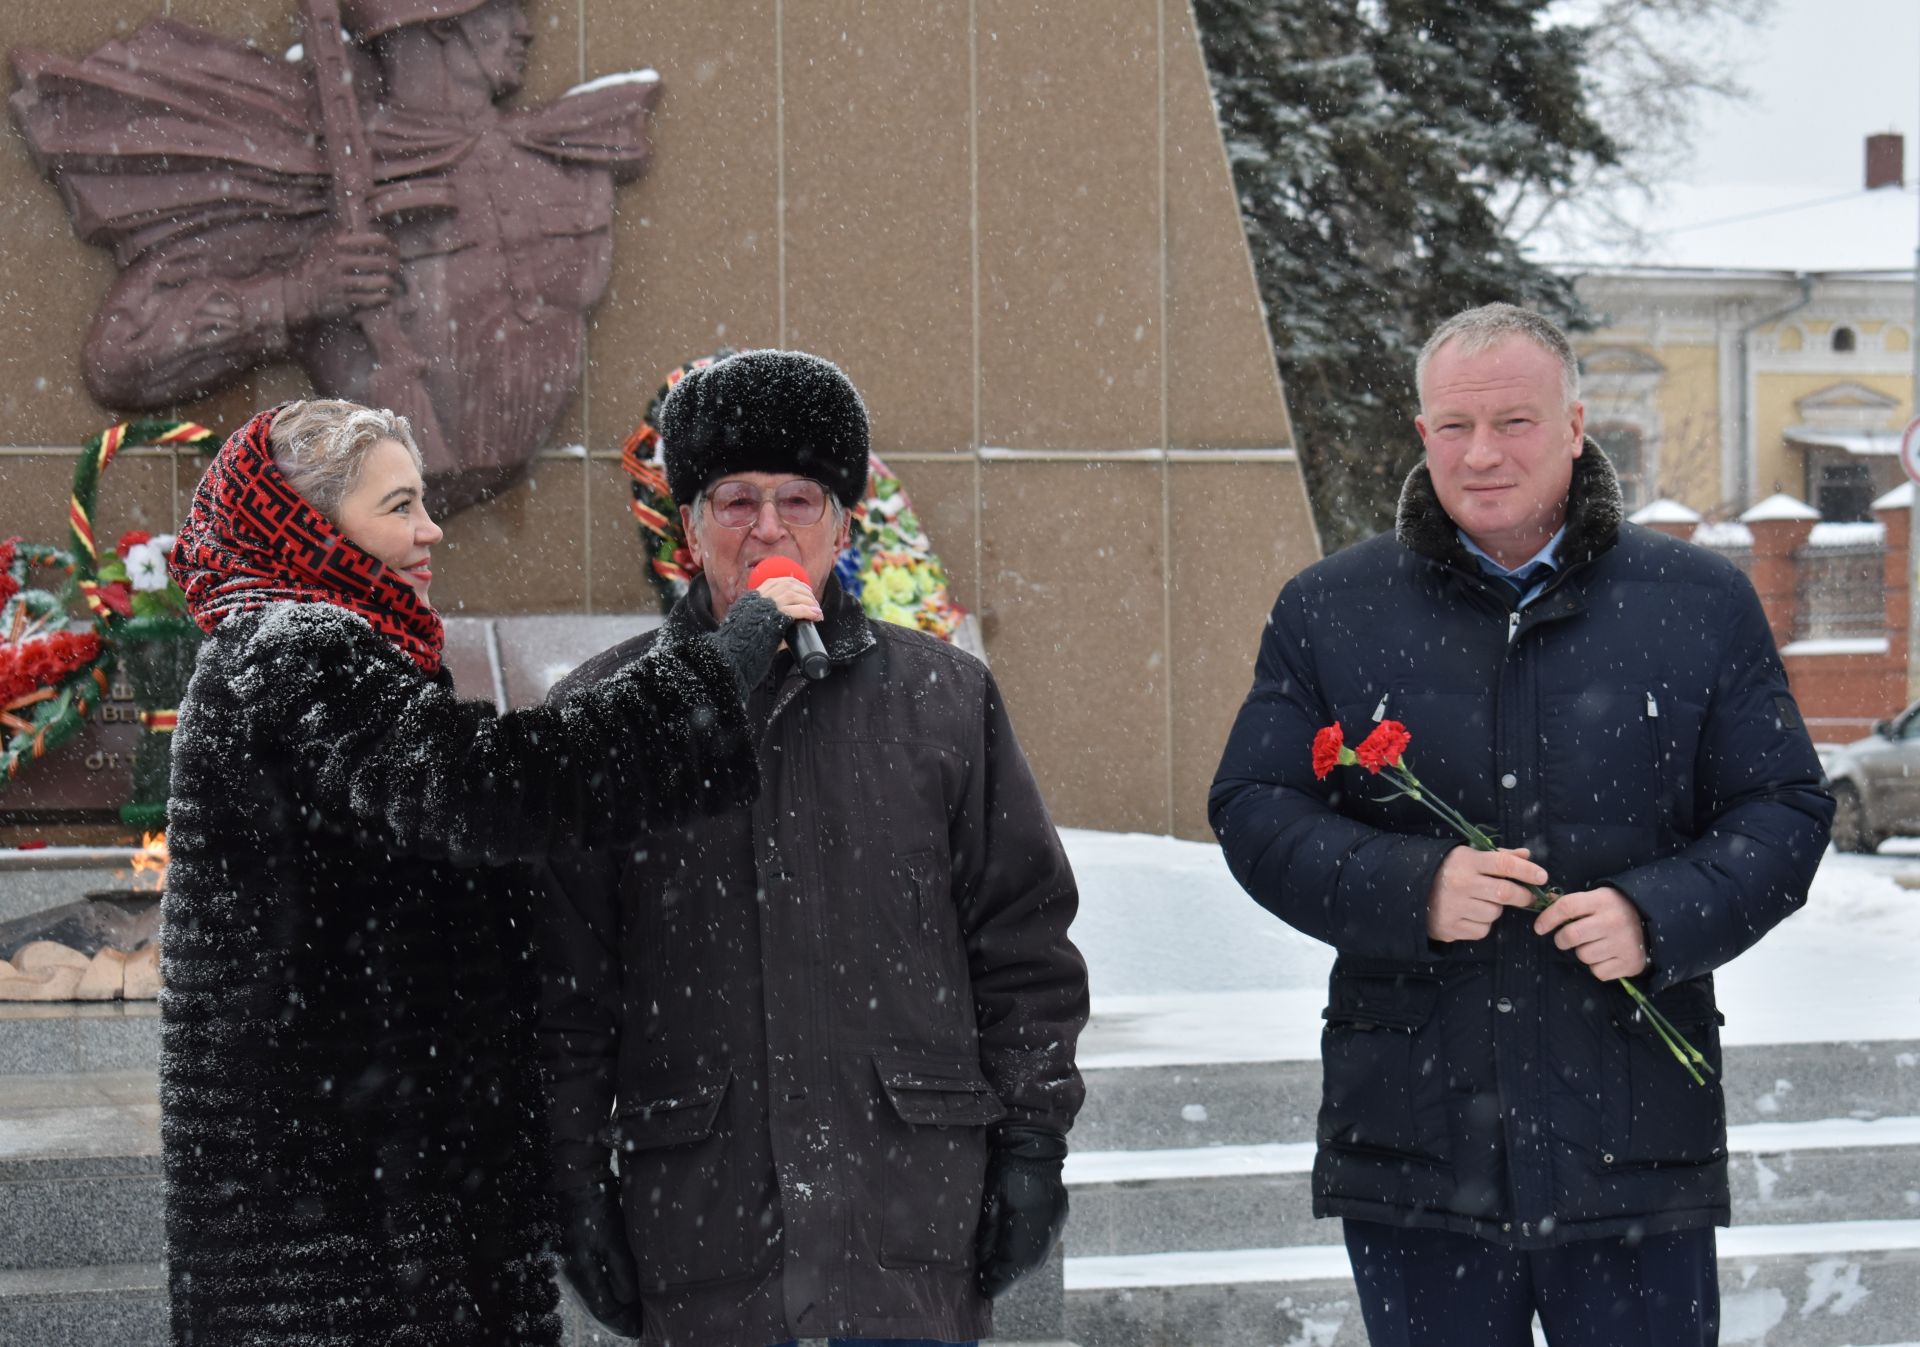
[12,0,659,513]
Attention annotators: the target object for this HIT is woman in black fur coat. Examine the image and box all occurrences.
[160,401,800,1346]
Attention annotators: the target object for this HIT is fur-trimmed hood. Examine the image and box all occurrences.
[1393,437,1625,574]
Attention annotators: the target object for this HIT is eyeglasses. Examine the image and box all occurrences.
[703,478,830,530]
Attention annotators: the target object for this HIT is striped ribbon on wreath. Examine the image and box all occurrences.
[1,420,213,797]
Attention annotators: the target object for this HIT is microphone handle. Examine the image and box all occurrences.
[792,618,831,680]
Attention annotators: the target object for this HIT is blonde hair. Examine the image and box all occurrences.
[268,400,421,520]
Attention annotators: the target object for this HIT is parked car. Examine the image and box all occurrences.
[1822,701,1920,852]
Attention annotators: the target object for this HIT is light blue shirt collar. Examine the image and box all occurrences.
[1458,527,1565,607]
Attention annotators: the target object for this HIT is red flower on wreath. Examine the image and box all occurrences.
[93,581,133,618]
[115,530,152,559]
[1,630,102,712]
[1355,720,1412,774]
[1311,723,1347,779]
[0,536,18,611]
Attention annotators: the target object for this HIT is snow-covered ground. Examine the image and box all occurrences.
[1065,829,1920,1069]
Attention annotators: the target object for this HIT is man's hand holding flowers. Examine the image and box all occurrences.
[1534,885,1648,982]
[1425,845,1547,945]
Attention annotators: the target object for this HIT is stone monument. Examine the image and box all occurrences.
[11,0,658,515]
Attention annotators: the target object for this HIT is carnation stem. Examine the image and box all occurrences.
[1382,755,1713,1087]
[1618,978,1713,1084]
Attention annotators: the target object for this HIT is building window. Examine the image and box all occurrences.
[1832,326,1857,353]
[1589,422,1647,511]
[1813,459,1874,521]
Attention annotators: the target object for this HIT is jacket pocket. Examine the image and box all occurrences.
[1541,687,1664,829]
[1318,970,1451,1165]
[612,1068,731,1150]
[873,1051,1006,1267]
[613,1068,780,1289]
[1599,981,1727,1169]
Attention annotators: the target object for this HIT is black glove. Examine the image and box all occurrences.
[974,1124,1069,1299]
[709,589,790,694]
[555,1180,646,1338]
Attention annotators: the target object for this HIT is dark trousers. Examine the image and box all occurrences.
[1343,1219,1719,1347]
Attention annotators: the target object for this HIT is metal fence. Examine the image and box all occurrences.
[1795,542,1885,641]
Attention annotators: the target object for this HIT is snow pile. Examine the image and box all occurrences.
[1806,521,1884,547]
[1742,493,1821,524]
[1629,498,1702,525]
[1692,521,1755,548]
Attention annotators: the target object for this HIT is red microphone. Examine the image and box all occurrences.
[746,557,830,680]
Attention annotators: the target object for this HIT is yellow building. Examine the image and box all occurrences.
[1568,268,1914,520]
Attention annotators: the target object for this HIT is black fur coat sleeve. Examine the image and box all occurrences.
[195,602,756,861]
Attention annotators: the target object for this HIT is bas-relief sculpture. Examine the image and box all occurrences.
[11,0,659,514]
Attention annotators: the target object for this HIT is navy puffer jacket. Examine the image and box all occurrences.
[1210,446,1832,1247]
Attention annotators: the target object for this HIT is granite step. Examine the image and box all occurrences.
[0,1068,1067,1344]
[0,1003,160,1076]
[1074,1039,1920,1151]
[1065,1221,1920,1347]
[0,1072,161,1273]
[0,1262,167,1346]
[0,1270,1066,1347]
[1065,1116,1920,1257]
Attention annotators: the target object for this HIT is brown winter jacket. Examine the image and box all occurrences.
[539,576,1088,1347]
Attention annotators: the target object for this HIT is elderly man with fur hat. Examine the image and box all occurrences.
[538,350,1089,1347]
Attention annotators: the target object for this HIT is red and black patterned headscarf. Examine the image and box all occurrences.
[171,405,445,675]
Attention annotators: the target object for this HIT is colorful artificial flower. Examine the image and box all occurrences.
[125,542,171,592]
[92,581,133,618]
[0,537,19,612]
[1,630,102,717]
[92,533,188,619]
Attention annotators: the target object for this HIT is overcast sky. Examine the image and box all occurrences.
[1680,0,1920,195]
[1543,0,1920,268]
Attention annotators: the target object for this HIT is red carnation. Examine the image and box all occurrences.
[116,530,153,558]
[1355,720,1412,774]
[1311,723,1345,779]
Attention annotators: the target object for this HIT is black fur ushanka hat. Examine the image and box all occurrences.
[659,349,870,509]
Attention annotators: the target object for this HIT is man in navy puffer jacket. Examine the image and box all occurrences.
[1211,303,1832,1347]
